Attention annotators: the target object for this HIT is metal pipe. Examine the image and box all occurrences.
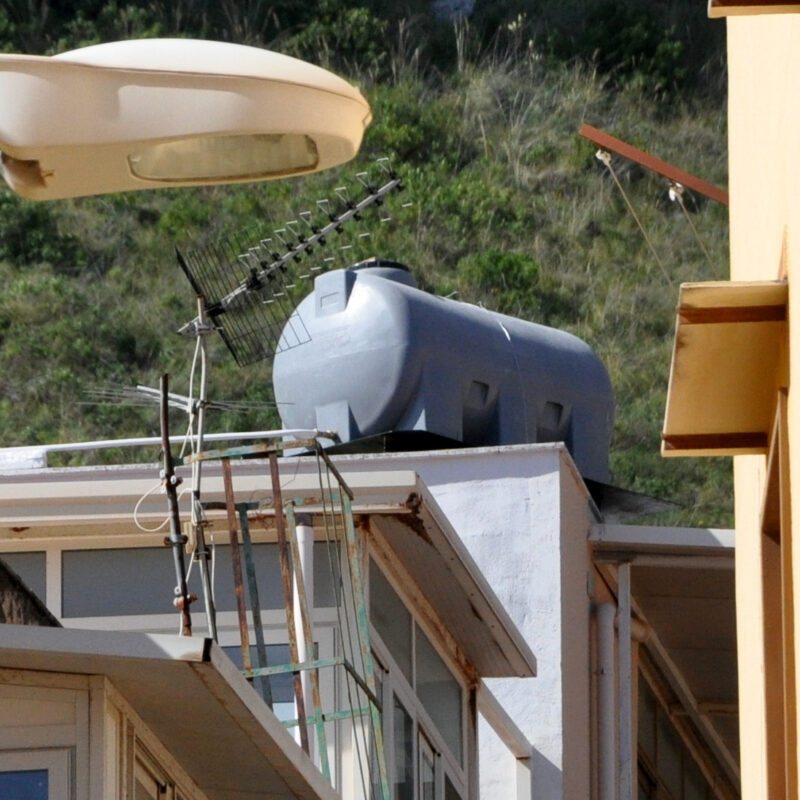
[597,601,616,800]
[24,428,331,454]
[221,459,252,675]
[268,453,310,756]
[160,374,193,637]
[294,512,315,752]
[618,563,633,800]
[191,295,218,641]
[238,503,272,707]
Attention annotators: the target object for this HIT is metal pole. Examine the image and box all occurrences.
[286,504,329,779]
[159,374,193,637]
[221,458,252,675]
[268,452,310,755]
[342,495,390,800]
[238,503,272,707]
[294,511,316,752]
[597,602,616,800]
[618,563,633,800]
[192,296,217,640]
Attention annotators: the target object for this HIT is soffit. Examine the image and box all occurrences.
[370,485,538,680]
[662,280,787,457]
[632,565,739,765]
[0,625,338,800]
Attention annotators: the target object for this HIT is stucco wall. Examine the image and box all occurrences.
[727,14,800,797]
[333,444,596,799]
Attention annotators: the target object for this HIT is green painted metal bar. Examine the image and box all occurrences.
[340,491,391,800]
[282,707,371,729]
[237,502,272,708]
[285,501,331,782]
[176,439,319,466]
[244,656,382,710]
[316,446,355,500]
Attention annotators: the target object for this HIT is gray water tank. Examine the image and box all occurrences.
[272,261,614,483]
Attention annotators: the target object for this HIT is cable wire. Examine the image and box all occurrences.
[669,182,715,269]
[596,149,674,288]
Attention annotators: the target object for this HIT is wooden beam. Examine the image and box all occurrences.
[709,1,800,18]
[662,432,769,452]
[579,123,730,206]
[678,305,787,324]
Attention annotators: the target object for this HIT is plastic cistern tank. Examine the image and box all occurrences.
[272,260,614,483]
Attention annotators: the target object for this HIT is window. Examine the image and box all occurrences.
[0,749,71,800]
[637,677,715,799]
[61,543,338,618]
[0,552,46,602]
[369,558,468,800]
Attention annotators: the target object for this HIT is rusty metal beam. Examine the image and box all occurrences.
[580,123,729,206]
[221,459,252,675]
[268,452,310,756]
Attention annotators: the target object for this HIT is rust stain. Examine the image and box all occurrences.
[10,527,29,533]
[395,511,433,546]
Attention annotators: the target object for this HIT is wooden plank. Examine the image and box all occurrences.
[778,390,797,798]
[679,305,787,324]
[679,280,787,310]
[709,0,800,17]
[662,432,769,452]
[579,123,729,205]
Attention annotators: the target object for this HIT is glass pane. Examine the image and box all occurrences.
[416,627,462,765]
[62,547,204,616]
[224,642,296,701]
[0,769,48,800]
[393,694,414,800]
[657,709,683,800]
[638,677,656,763]
[0,552,46,603]
[420,738,435,800]
[684,755,710,800]
[62,543,338,617]
[135,776,158,800]
[369,560,412,682]
[444,774,463,800]
[370,659,385,800]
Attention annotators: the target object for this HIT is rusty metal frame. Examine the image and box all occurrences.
[579,123,729,206]
[237,501,272,707]
[285,500,331,780]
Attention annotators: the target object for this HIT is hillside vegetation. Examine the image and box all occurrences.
[0,1,731,525]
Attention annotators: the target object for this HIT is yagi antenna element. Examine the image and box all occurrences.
[176,161,403,366]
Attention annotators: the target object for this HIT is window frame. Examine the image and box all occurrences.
[368,553,469,800]
[0,747,72,800]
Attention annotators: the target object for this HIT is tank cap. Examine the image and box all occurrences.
[348,257,410,272]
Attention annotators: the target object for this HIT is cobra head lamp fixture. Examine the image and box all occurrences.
[0,38,372,200]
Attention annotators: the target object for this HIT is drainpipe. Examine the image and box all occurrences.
[618,562,633,800]
[597,601,617,800]
[294,513,315,755]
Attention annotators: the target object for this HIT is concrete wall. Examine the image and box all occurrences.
[333,444,597,799]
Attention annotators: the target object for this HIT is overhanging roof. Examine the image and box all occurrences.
[591,525,739,792]
[0,625,338,800]
[662,280,787,457]
[371,483,538,679]
[0,460,537,680]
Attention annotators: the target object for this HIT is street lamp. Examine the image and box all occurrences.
[0,38,372,200]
